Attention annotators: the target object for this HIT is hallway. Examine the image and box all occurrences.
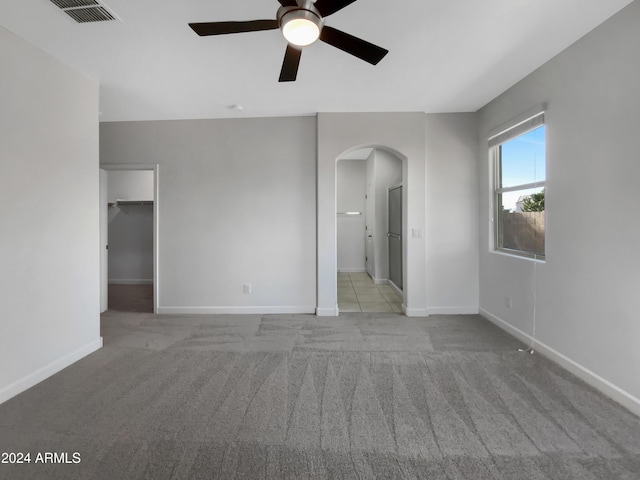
[337,272,403,313]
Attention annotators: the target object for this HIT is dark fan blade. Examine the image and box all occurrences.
[279,45,302,82]
[277,0,299,6]
[314,0,357,17]
[319,26,388,65]
[189,20,278,36]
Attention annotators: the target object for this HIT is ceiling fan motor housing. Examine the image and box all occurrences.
[277,1,324,47]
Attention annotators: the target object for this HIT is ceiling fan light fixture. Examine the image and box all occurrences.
[280,9,323,47]
[190,0,389,82]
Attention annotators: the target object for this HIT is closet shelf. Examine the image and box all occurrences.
[109,200,153,208]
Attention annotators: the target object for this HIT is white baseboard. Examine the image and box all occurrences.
[158,306,316,315]
[337,268,367,273]
[403,306,428,317]
[387,280,402,297]
[373,277,388,285]
[317,306,339,317]
[109,279,153,285]
[480,308,640,417]
[0,337,103,405]
[427,306,479,315]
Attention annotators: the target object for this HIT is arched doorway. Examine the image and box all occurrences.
[336,147,404,313]
[316,112,428,318]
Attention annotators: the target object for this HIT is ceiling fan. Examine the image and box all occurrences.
[189,0,389,82]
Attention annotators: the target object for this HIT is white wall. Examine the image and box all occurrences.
[477,2,640,412]
[337,160,366,272]
[100,117,317,314]
[425,114,479,314]
[0,27,101,404]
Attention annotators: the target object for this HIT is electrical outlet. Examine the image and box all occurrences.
[505,296,512,309]
[243,283,251,294]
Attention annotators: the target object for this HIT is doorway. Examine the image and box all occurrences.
[100,165,158,314]
[335,148,403,313]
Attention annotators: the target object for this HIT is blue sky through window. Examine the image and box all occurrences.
[500,126,546,210]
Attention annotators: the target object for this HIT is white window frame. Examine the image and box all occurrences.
[489,107,546,261]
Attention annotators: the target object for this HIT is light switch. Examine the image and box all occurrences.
[412,228,424,238]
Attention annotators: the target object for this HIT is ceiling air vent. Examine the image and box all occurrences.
[49,0,117,23]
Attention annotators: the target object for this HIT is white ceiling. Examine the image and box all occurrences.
[0,0,632,122]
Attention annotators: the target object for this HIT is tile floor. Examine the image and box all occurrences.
[337,272,403,313]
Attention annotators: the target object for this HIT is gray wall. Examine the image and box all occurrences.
[108,205,154,284]
[102,113,480,317]
[100,117,317,313]
[477,2,640,410]
[107,170,154,284]
[337,160,366,272]
[336,153,403,277]
[0,26,101,403]
[371,149,403,283]
[425,113,479,314]
[107,170,154,203]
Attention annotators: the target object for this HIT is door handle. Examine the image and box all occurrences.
[387,233,401,239]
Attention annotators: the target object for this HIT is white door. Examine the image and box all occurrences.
[99,169,108,312]
[365,184,374,277]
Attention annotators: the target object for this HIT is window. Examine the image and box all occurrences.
[490,111,546,260]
